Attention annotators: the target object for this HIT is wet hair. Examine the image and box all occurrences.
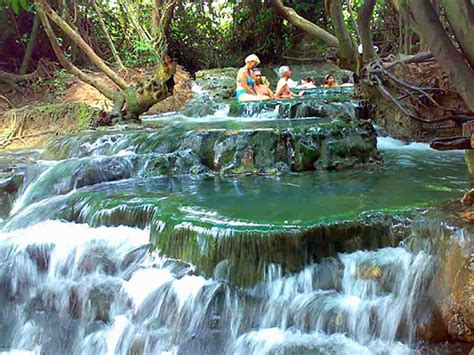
[303,77,313,83]
[325,73,334,82]
[342,73,350,84]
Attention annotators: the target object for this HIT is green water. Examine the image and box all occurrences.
[157,148,467,227]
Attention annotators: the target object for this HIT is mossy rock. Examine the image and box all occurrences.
[194,67,239,100]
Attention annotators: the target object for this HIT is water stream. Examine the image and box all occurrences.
[0,95,471,354]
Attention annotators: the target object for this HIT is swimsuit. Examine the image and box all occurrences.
[236,89,247,99]
[235,70,255,100]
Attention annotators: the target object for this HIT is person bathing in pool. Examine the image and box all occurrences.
[236,54,261,102]
[275,66,303,99]
[253,69,274,100]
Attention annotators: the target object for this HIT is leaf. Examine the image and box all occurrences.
[19,0,28,11]
[11,0,20,14]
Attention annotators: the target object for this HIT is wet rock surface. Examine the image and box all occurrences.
[43,116,380,177]
[151,214,410,287]
[194,67,239,100]
[406,207,474,343]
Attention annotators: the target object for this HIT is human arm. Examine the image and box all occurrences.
[275,79,287,98]
[237,68,256,94]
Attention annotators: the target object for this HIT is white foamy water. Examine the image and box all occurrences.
[0,218,438,354]
[377,136,432,150]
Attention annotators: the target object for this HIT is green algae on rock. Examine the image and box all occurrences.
[194,67,239,100]
[149,211,410,287]
[43,117,379,176]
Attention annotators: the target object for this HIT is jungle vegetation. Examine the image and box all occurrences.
[0,0,473,119]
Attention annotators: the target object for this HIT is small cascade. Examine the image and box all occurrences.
[0,219,442,354]
[0,83,471,354]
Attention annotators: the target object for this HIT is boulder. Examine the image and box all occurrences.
[194,67,239,100]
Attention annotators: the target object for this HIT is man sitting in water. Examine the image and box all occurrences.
[340,73,354,87]
[275,66,303,99]
[253,69,275,100]
[298,77,317,89]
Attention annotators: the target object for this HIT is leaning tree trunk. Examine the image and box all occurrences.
[39,0,127,89]
[272,0,339,48]
[37,4,119,100]
[109,61,176,122]
[37,0,177,123]
[357,0,378,64]
[439,0,474,69]
[409,0,474,112]
[326,0,359,71]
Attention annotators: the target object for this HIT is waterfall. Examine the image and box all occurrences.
[0,218,439,354]
[0,95,470,354]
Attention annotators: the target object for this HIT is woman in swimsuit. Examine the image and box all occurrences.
[236,54,261,102]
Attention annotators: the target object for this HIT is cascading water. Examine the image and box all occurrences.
[0,93,471,354]
[0,220,438,354]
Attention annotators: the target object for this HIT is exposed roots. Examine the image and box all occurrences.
[363,54,474,129]
[0,102,101,149]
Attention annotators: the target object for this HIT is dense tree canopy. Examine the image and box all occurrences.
[0,0,473,119]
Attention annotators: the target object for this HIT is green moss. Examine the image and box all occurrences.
[3,102,100,131]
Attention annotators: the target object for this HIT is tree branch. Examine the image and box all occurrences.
[36,4,118,100]
[39,0,127,90]
[272,0,339,48]
[357,0,378,63]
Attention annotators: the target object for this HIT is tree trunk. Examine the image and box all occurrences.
[19,12,41,75]
[327,0,359,71]
[346,0,361,44]
[439,0,474,69]
[93,0,125,70]
[118,0,152,43]
[36,4,119,101]
[357,0,377,64]
[409,1,474,112]
[39,0,127,90]
[110,61,176,121]
[152,0,176,53]
[272,0,339,48]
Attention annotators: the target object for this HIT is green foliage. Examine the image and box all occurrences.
[33,69,70,100]
[1,0,29,14]
[123,39,160,68]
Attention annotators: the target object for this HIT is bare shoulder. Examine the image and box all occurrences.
[237,67,247,78]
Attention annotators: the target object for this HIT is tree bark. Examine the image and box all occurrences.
[39,0,127,90]
[152,0,176,52]
[409,1,474,112]
[118,0,152,43]
[327,0,359,71]
[36,4,119,101]
[0,70,36,85]
[272,0,339,48]
[93,0,125,70]
[346,0,361,44]
[439,0,474,69]
[19,12,41,75]
[357,0,378,64]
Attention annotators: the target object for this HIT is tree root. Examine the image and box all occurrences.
[0,130,56,148]
[365,56,474,128]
